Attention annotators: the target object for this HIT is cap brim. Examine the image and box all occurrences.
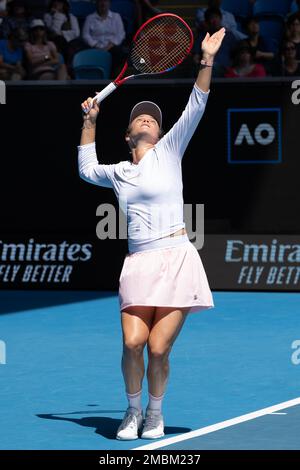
[129,101,162,128]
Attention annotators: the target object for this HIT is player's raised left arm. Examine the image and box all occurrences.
[196,27,226,92]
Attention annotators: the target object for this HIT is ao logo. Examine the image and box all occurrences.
[235,123,275,146]
[227,108,281,164]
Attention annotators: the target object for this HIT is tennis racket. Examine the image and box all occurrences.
[84,13,194,111]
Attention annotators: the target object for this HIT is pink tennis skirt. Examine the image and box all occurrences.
[118,237,214,314]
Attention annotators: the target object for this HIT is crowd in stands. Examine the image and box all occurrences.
[0,0,299,81]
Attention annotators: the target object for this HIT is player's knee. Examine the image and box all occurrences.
[123,337,146,355]
[148,341,171,359]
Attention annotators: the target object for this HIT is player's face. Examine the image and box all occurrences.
[131,114,160,140]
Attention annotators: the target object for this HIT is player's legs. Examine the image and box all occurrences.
[141,307,189,439]
[117,306,155,440]
[121,306,155,394]
[147,306,189,397]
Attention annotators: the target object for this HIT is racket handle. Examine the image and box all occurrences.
[92,82,117,105]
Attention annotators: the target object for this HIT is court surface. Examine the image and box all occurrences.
[0,290,299,450]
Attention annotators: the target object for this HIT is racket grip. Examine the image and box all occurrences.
[93,82,117,104]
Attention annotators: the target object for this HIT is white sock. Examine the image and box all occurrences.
[147,392,164,413]
[126,389,142,412]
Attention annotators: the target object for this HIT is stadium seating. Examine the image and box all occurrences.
[253,0,293,17]
[69,1,96,28]
[290,0,299,13]
[110,0,136,36]
[221,0,253,19]
[258,17,285,49]
[72,49,112,79]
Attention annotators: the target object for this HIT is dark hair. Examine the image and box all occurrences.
[7,0,28,17]
[29,26,48,45]
[204,7,222,23]
[244,16,259,30]
[231,41,255,66]
[287,11,300,27]
[8,26,28,42]
[280,39,296,54]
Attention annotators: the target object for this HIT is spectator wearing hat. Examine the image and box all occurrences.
[0,26,26,79]
[24,18,68,79]
[224,42,267,78]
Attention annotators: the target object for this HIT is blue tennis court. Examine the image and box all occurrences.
[0,290,299,450]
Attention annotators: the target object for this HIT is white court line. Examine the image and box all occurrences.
[132,396,300,450]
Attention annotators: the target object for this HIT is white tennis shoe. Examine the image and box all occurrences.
[116,407,143,440]
[141,408,165,439]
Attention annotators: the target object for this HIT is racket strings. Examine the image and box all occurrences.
[132,29,190,72]
[131,17,192,73]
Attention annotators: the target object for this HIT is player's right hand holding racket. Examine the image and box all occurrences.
[81,93,100,125]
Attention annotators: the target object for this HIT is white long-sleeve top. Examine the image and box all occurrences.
[78,84,209,253]
[44,12,80,42]
[82,10,125,49]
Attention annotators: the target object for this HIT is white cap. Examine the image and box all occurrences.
[129,101,162,128]
[30,19,45,29]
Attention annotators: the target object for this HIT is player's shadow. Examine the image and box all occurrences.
[37,409,191,440]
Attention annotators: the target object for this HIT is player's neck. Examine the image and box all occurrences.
[131,142,155,164]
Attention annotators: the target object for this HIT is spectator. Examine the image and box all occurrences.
[272,40,300,76]
[193,7,238,76]
[82,0,126,76]
[244,17,275,61]
[286,12,300,60]
[0,0,31,38]
[0,26,26,79]
[44,0,80,43]
[24,18,68,79]
[224,42,267,77]
[195,0,247,41]
[44,0,80,62]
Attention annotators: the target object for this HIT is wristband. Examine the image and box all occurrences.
[200,58,214,67]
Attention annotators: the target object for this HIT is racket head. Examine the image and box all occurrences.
[126,13,194,78]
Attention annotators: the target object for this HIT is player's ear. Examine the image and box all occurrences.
[125,126,131,142]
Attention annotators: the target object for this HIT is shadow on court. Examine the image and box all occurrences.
[37,411,191,440]
[0,290,116,316]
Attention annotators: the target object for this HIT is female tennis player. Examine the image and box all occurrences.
[78,27,225,440]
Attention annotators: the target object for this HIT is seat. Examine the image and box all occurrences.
[69,1,96,17]
[257,17,285,48]
[221,0,253,18]
[290,0,299,13]
[110,0,136,36]
[253,0,293,17]
[72,49,112,80]
[69,1,96,28]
